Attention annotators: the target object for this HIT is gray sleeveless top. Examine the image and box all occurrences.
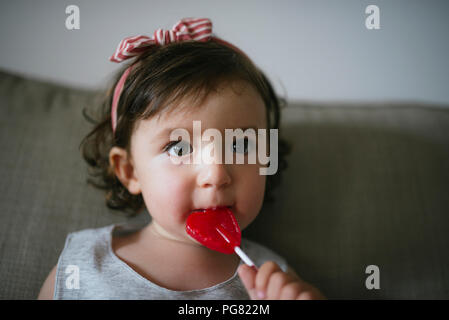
[53,223,288,299]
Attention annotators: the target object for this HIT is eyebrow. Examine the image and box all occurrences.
[155,126,260,139]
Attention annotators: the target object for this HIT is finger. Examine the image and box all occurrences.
[265,271,296,300]
[237,264,258,300]
[279,282,304,300]
[255,261,282,298]
[298,287,327,300]
[296,290,316,300]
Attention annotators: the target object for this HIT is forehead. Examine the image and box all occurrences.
[133,80,267,137]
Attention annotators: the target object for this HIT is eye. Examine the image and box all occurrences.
[165,140,192,157]
[232,137,253,154]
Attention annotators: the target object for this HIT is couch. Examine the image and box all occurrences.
[1,69,448,299]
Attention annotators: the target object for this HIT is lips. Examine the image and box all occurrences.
[191,205,232,213]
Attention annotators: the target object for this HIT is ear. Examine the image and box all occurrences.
[108,146,141,195]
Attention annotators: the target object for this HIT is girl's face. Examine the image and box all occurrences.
[127,80,268,243]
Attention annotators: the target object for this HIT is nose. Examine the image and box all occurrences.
[195,139,231,189]
[196,162,232,189]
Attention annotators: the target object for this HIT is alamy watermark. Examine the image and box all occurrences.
[167,121,278,176]
[365,264,380,290]
[365,5,380,30]
[65,5,80,30]
[65,265,80,289]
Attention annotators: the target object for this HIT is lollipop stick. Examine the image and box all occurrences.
[234,246,258,271]
[215,226,258,271]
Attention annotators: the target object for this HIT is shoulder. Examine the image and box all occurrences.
[52,224,116,299]
[241,238,288,272]
[59,225,114,255]
[38,226,113,300]
[66,225,114,244]
[56,224,116,265]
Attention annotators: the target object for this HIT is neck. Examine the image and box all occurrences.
[113,220,241,290]
[141,221,240,270]
[149,221,189,242]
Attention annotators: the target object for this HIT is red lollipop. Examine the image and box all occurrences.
[186,206,257,268]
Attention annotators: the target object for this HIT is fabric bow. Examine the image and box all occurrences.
[110,18,213,63]
[109,17,248,134]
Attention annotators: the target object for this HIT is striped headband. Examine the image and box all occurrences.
[109,17,248,134]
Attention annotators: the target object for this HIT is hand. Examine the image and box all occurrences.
[237,261,326,300]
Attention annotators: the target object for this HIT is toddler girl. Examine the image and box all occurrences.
[38,18,324,300]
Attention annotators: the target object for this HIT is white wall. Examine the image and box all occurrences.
[0,0,448,105]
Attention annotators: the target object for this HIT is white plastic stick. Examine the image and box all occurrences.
[234,246,257,269]
[216,226,258,270]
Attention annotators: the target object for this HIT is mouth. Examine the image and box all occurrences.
[191,205,233,213]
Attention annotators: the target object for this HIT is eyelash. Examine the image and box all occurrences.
[163,138,252,156]
[163,140,180,152]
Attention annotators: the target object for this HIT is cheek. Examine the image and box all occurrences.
[234,166,266,229]
[137,162,192,225]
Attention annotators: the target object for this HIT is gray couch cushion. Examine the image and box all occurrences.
[247,102,449,299]
[1,70,448,299]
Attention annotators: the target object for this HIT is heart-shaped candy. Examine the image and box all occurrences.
[186,206,241,254]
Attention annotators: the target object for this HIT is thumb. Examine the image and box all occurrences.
[237,264,258,300]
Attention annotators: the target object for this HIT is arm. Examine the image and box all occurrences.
[37,265,57,300]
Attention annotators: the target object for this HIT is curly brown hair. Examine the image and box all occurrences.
[79,40,292,216]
